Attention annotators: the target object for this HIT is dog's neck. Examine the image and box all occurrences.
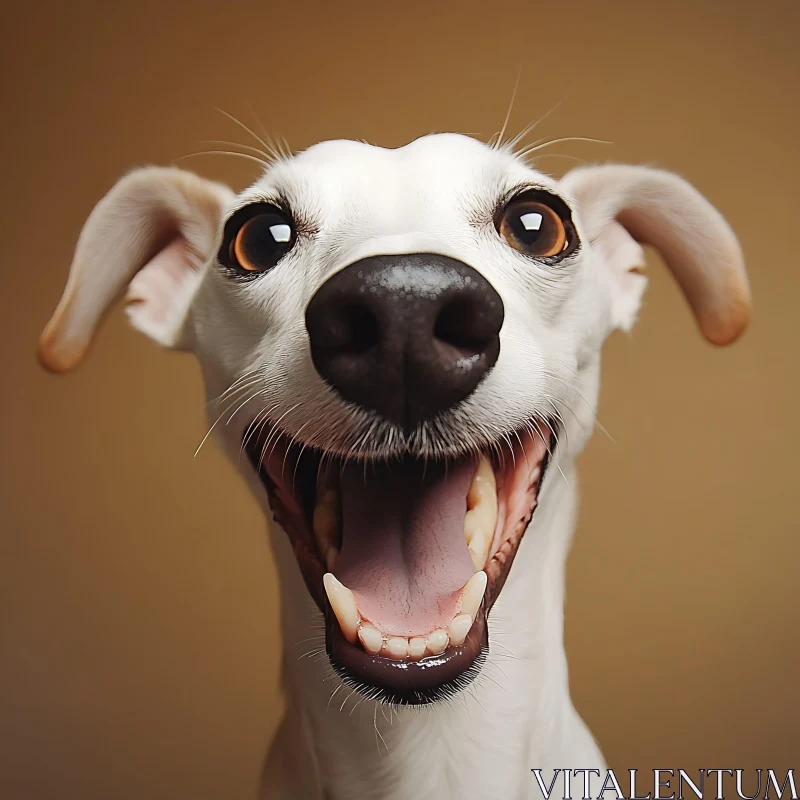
[260,461,605,800]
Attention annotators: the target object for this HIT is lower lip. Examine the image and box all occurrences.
[326,606,489,704]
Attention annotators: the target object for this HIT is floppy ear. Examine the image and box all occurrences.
[560,165,750,345]
[37,167,233,373]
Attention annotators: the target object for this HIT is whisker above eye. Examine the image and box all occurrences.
[503,95,568,153]
[491,65,522,151]
[215,106,276,156]
[175,150,270,169]
[517,136,612,158]
[200,139,274,162]
[248,103,292,162]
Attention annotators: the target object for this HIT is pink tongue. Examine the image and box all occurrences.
[333,458,476,637]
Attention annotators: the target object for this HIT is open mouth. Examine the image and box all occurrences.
[245,423,553,705]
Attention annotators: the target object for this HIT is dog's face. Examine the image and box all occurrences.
[39,134,749,704]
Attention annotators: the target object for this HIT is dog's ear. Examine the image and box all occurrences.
[560,164,750,344]
[37,167,233,373]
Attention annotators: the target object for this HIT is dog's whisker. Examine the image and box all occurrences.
[277,135,293,162]
[477,671,506,694]
[200,139,273,162]
[226,388,265,426]
[194,381,264,458]
[504,95,568,153]
[327,683,344,713]
[541,399,572,452]
[214,377,261,407]
[247,103,292,163]
[348,692,369,717]
[259,408,296,462]
[240,402,281,455]
[538,368,615,444]
[215,106,281,161]
[288,422,313,489]
[373,703,390,757]
[207,368,260,406]
[175,150,269,169]
[491,65,522,150]
[298,647,325,660]
[291,634,326,649]
[517,135,612,159]
[261,402,303,470]
[339,687,358,713]
[593,419,616,444]
[489,641,519,660]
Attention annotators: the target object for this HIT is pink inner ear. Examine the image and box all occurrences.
[126,238,196,327]
[594,221,645,277]
[593,220,648,333]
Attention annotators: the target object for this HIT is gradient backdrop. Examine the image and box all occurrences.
[1,1,797,798]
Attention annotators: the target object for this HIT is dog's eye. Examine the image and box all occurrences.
[222,204,296,274]
[496,192,572,259]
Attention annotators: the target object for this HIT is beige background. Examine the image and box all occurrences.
[1,1,797,797]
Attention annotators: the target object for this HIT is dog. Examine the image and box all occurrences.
[37,132,750,799]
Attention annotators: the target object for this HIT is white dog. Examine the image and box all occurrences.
[38,133,749,800]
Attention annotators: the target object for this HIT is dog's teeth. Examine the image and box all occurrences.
[323,457,493,660]
[357,623,383,656]
[323,573,360,644]
[468,454,497,508]
[448,614,473,647]
[426,629,449,655]
[408,637,427,660]
[466,527,491,571]
[460,571,487,620]
[464,455,498,569]
[384,637,409,660]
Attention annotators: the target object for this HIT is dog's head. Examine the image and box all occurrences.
[39,134,749,704]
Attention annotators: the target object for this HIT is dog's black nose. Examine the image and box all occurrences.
[305,253,504,428]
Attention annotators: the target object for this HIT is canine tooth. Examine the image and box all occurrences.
[460,571,487,620]
[426,629,449,655]
[464,456,498,569]
[465,523,491,570]
[323,573,360,644]
[358,623,383,656]
[468,455,497,510]
[448,614,473,647]
[385,637,408,660]
[408,637,427,660]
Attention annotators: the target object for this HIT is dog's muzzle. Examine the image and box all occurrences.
[305,253,504,429]
[246,252,554,705]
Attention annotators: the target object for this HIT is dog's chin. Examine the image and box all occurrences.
[244,418,553,706]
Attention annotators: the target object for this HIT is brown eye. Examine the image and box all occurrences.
[221,204,296,274]
[496,192,571,259]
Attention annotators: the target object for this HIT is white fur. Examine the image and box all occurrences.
[39,133,749,799]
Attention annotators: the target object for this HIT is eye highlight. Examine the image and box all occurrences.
[496,190,575,260]
[220,203,296,275]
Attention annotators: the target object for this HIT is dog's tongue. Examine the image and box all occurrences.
[333,458,476,637]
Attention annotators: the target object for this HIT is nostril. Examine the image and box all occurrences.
[318,304,380,354]
[433,298,494,358]
[341,304,380,354]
